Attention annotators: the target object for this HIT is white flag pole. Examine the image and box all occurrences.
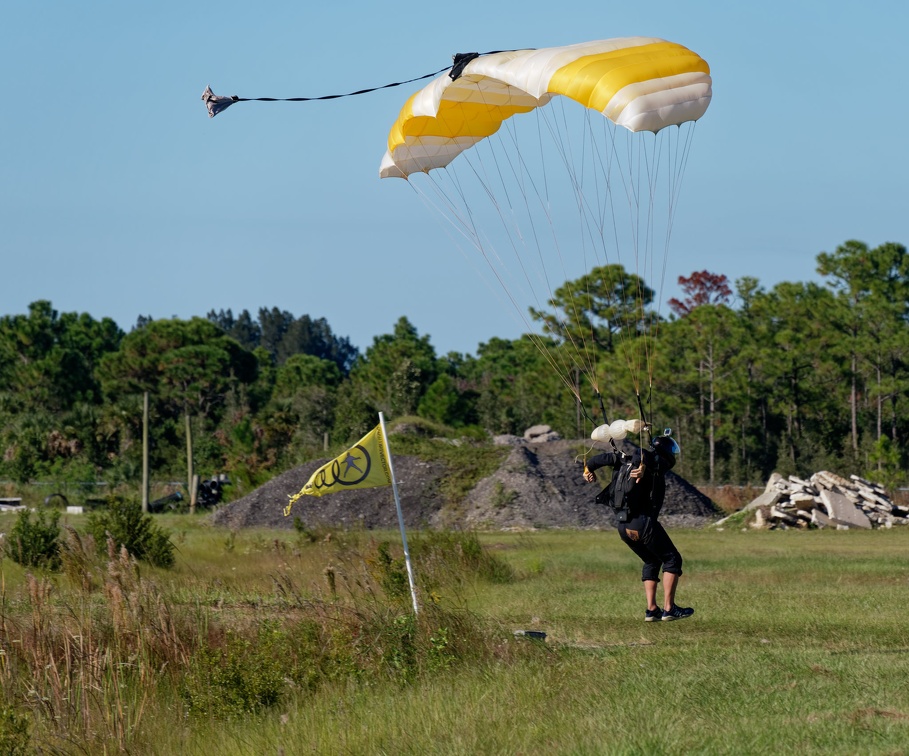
[378,412,419,616]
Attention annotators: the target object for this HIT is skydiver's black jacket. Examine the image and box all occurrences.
[586,448,668,520]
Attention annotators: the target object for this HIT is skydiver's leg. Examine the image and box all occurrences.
[619,521,661,616]
[662,571,679,611]
[641,521,691,615]
[644,579,659,611]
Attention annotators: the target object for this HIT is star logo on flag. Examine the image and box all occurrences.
[342,452,365,478]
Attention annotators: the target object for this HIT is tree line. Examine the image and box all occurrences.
[1,239,906,492]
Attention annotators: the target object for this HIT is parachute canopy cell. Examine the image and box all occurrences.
[379,37,712,179]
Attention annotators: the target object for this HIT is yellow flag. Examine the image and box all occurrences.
[284,424,391,516]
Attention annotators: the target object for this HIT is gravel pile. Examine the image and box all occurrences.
[212,437,720,532]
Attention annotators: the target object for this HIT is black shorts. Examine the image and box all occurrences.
[617,514,683,581]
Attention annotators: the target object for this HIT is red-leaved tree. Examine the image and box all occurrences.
[668,270,732,316]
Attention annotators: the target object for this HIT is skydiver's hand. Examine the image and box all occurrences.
[630,462,646,482]
[583,467,597,483]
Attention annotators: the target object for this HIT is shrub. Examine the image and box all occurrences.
[180,621,326,719]
[414,530,515,585]
[85,496,175,568]
[181,631,286,717]
[5,508,62,570]
[373,540,411,601]
[0,706,31,755]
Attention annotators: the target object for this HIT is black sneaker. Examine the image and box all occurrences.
[661,605,694,622]
[645,607,662,622]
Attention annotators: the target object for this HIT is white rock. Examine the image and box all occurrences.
[811,509,831,528]
[745,489,782,512]
[820,489,872,529]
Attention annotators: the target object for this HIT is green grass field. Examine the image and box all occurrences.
[1,514,907,754]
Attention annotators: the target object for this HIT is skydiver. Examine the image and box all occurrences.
[582,432,694,622]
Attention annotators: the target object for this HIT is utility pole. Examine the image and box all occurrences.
[185,409,196,514]
[142,391,149,512]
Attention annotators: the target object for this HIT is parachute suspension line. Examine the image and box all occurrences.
[549,107,661,423]
[591,122,671,416]
[406,170,590,401]
[443,153,530,299]
[628,129,650,392]
[595,118,633,385]
[633,129,659,428]
[574,111,611,394]
[574,113,616,395]
[406,167,590,403]
[624,122,696,431]
[541,111,647,410]
[588,112,615,247]
[449,91,551,314]
[532,97,598,391]
[430,147,540,300]
[535,100,607,393]
[647,129,673,397]
[646,122,697,410]
[491,118,599,399]
[407,123,585,405]
[471,101,594,396]
[589,116,636,418]
[514,108,596,384]
[640,132,664,394]
[535,101,624,395]
[635,131,671,416]
[636,134,654,395]
[496,113,563,305]
[424,176,582,406]
[523,110,605,397]
[408,161,543,339]
[660,122,698,308]
[574,109,637,395]
[535,100,551,207]
[468,97,604,398]
[503,96,646,403]
[606,127,645,397]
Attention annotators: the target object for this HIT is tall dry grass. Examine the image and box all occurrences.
[0,519,530,753]
[2,516,908,753]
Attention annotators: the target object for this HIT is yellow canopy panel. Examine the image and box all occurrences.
[379,37,711,179]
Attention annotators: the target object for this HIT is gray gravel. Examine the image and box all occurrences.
[212,438,720,532]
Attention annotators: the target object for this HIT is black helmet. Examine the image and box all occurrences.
[651,430,680,469]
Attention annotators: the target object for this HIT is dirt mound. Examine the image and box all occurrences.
[211,455,448,531]
[212,438,719,531]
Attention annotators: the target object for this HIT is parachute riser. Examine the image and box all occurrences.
[634,391,651,448]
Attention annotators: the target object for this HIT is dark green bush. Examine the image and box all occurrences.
[181,621,326,718]
[5,508,61,570]
[86,496,175,568]
[374,540,411,601]
[181,632,285,717]
[0,706,31,755]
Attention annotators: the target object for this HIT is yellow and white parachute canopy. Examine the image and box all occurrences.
[379,38,711,423]
[380,38,710,178]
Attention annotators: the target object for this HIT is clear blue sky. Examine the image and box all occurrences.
[3,1,907,357]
